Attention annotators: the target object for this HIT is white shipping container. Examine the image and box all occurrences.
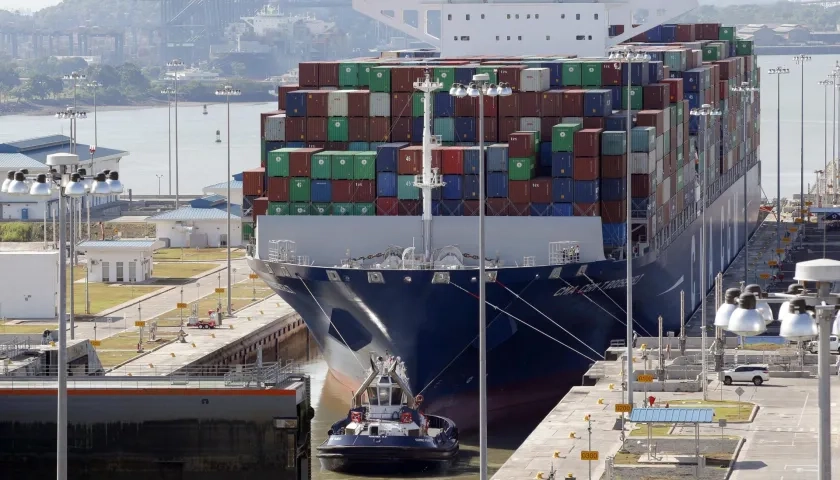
[662,108,671,132]
[655,158,664,183]
[370,92,391,117]
[328,90,349,117]
[676,125,684,146]
[562,117,584,124]
[655,135,664,156]
[318,86,338,91]
[520,68,551,93]
[264,114,286,142]
[659,176,670,205]
[520,117,540,132]
[630,152,649,174]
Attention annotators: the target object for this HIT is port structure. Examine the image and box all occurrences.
[0,26,126,64]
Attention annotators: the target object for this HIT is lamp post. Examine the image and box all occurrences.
[86,80,101,152]
[1,153,124,480]
[161,86,175,196]
[820,80,834,206]
[609,47,650,407]
[793,54,811,221]
[166,59,184,208]
[831,63,840,203]
[690,104,722,401]
[449,74,511,480]
[730,82,758,282]
[155,174,164,196]
[766,67,789,255]
[214,85,241,316]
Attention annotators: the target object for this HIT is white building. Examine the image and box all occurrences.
[203,179,243,206]
[0,251,58,319]
[146,208,242,248]
[76,240,164,283]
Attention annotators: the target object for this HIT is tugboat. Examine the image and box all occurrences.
[317,354,459,473]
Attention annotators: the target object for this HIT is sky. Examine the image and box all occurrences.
[0,0,61,12]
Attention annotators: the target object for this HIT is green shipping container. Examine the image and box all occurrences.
[333,203,354,215]
[508,157,535,181]
[622,86,643,110]
[243,222,255,240]
[475,66,499,84]
[551,123,582,152]
[664,132,671,153]
[328,117,349,142]
[369,67,391,92]
[397,175,420,200]
[310,152,332,179]
[290,178,311,203]
[677,168,684,191]
[561,62,582,86]
[290,203,311,215]
[600,131,626,156]
[434,118,455,142]
[412,92,434,117]
[331,153,354,179]
[312,203,330,215]
[718,26,736,42]
[676,102,684,124]
[630,127,656,152]
[339,63,359,87]
[663,50,687,72]
[354,203,375,216]
[267,148,296,177]
[353,152,376,180]
[581,62,602,87]
[668,105,677,128]
[358,62,375,87]
[735,40,754,56]
[433,67,456,89]
[268,202,290,215]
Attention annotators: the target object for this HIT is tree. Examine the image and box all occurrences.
[231,62,247,78]
[117,63,150,96]
[87,64,121,89]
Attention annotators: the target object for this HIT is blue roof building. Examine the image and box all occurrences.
[146,206,242,248]
[0,135,129,168]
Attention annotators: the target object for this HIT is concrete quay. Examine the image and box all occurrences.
[491,348,840,480]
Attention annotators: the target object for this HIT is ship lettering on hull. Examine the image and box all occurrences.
[552,274,644,297]
[266,280,295,294]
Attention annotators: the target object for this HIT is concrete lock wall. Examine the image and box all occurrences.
[0,251,58,319]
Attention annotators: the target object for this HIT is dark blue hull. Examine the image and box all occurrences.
[248,165,762,429]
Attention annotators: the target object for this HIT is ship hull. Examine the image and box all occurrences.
[248,165,762,429]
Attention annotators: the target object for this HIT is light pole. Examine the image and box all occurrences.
[449,74,511,480]
[690,104,722,401]
[609,47,650,407]
[214,85,241,316]
[155,175,164,196]
[767,67,789,253]
[166,59,184,208]
[1,153,124,480]
[86,80,101,152]
[731,82,758,282]
[793,54,811,221]
[830,66,840,204]
[820,80,834,206]
[161,86,175,196]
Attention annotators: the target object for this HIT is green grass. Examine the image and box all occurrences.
[742,342,786,351]
[153,248,246,262]
[630,424,673,436]
[669,399,754,422]
[69,272,160,315]
[0,322,57,334]
[152,262,218,279]
[153,283,275,327]
[97,350,145,368]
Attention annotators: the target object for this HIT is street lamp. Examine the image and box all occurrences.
[766,67,789,253]
[819,80,834,207]
[449,73,511,480]
[609,46,650,407]
[161,86,175,196]
[5,153,125,480]
[155,174,164,196]
[730,81,758,282]
[829,66,840,204]
[86,80,101,153]
[166,59,185,208]
[690,103,722,401]
[214,85,241,316]
[793,54,811,221]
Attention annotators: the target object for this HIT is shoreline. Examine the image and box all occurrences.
[0,99,275,117]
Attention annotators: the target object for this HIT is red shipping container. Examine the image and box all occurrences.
[431,148,444,171]
[267,177,290,202]
[398,200,421,216]
[498,65,527,91]
[376,197,399,216]
[508,180,530,203]
[642,84,669,110]
[306,91,329,117]
[353,180,376,202]
[508,203,530,216]
[369,118,390,142]
[573,202,600,217]
[561,90,585,117]
[583,117,606,130]
[463,200,480,216]
[498,94,520,117]
[391,92,413,118]
[529,177,552,203]
[480,117,499,143]
[299,62,319,87]
[290,148,322,176]
[540,90,564,117]
[611,24,626,36]
[347,91,370,117]
[573,129,602,157]
[601,63,622,86]
[391,66,423,92]
[636,110,665,136]
[600,200,627,223]
[306,142,326,150]
[675,24,695,42]
[541,117,561,139]
[573,157,600,181]
[441,147,465,174]
[670,173,677,196]
[307,117,327,142]
[326,141,348,151]
[278,85,298,111]
[519,92,541,117]
[318,62,339,87]
[243,169,266,197]
[499,117,520,141]
[348,117,369,142]
[398,146,423,174]
[509,132,536,158]
[391,117,412,142]
[661,78,684,104]
[253,197,268,221]
[475,95,498,117]
[331,180,353,203]
[260,110,283,139]
[455,96,474,117]
[486,198,509,216]
[601,155,627,179]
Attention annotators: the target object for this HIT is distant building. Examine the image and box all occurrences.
[773,24,811,43]
[738,24,778,45]
[76,239,164,283]
[146,207,242,248]
[0,251,58,319]
[202,174,243,206]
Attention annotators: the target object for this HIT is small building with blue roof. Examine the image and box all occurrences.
[146,206,242,248]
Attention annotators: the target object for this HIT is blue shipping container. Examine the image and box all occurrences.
[349,141,370,151]
[310,180,332,203]
[689,115,700,135]
[648,61,664,83]
[487,172,509,197]
[600,178,627,201]
[412,117,424,141]
[661,25,677,43]
[605,113,630,132]
[552,203,574,216]
[442,174,464,199]
[286,142,305,148]
[543,61,564,87]
[583,90,613,117]
[602,223,628,247]
[539,142,553,168]
[455,67,477,85]
[285,91,307,117]
[530,203,551,216]
[646,51,664,63]
[376,142,408,172]
[621,62,650,87]
[430,200,442,216]
[645,25,663,43]
[551,152,574,178]
[487,144,509,172]
[377,172,397,197]
[434,91,455,117]
[440,200,464,216]
[552,177,574,202]
[463,174,480,200]
[455,117,477,142]
[574,180,600,203]
[685,91,701,110]
[605,86,622,111]
[464,147,482,174]
[682,69,703,93]
[631,197,649,216]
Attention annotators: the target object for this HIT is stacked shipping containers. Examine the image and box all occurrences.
[247,24,758,252]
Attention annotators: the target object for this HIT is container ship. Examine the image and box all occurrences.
[245,4,761,428]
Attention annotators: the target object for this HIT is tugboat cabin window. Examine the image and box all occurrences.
[366,387,379,405]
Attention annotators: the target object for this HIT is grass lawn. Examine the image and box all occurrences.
[152,262,218,279]
[0,322,57,333]
[153,283,275,328]
[669,399,755,422]
[97,350,144,368]
[742,342,786,351]
[154,248,246,262]
[630,424,673,436]
[68,270,160,315]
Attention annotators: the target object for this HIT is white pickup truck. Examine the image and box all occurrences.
[806,335,839,354]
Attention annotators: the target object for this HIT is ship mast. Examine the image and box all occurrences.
[413,71,444,262]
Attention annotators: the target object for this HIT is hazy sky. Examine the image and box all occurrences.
[0,0,61,11]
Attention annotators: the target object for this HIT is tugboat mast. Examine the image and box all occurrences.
[413,71,444,263]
